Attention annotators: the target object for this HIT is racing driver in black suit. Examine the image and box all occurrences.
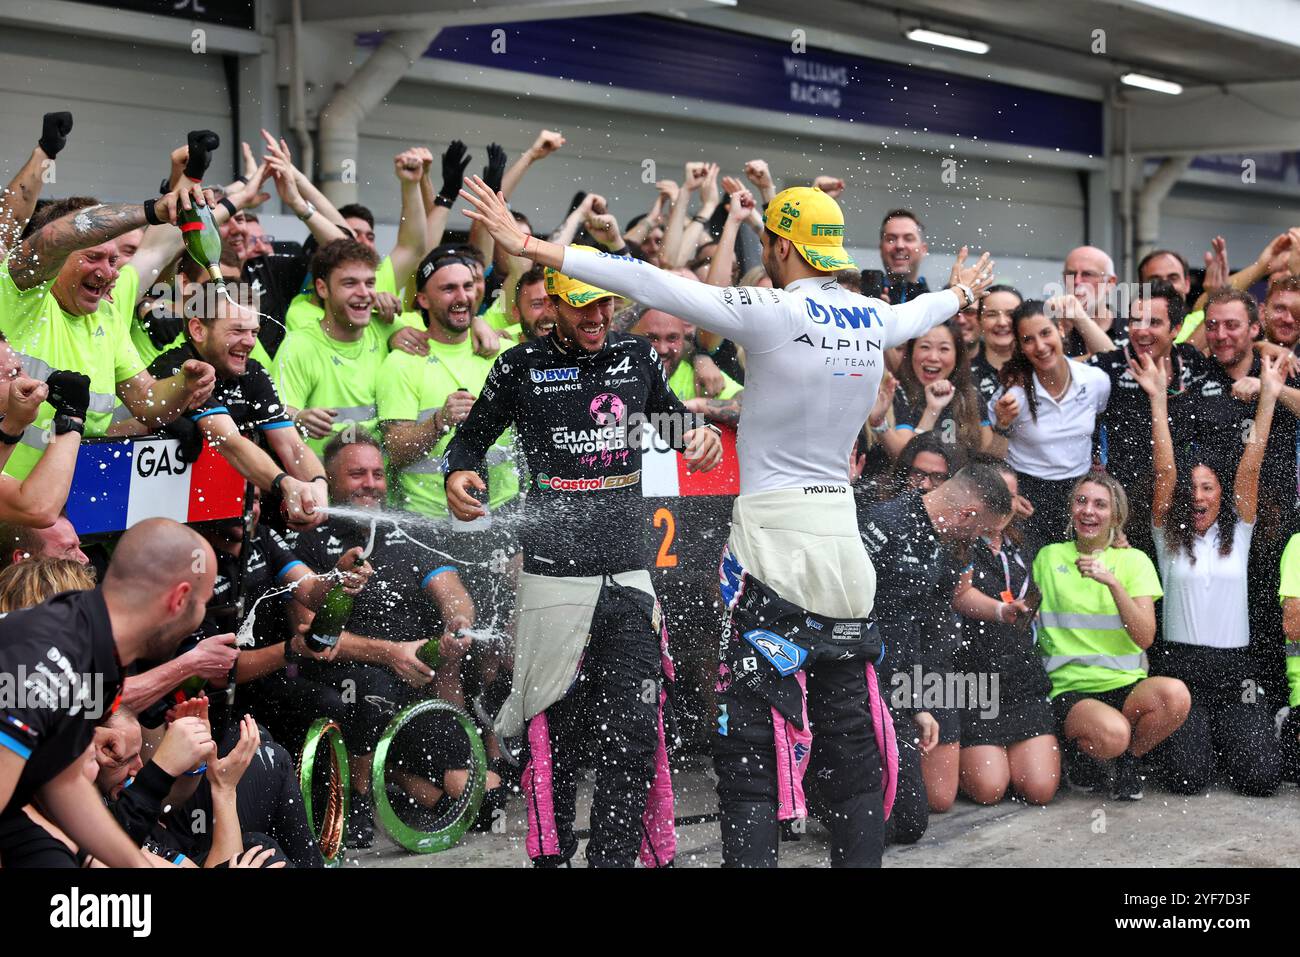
[444,251,722,868]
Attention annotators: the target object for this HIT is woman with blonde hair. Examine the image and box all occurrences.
[1032,470,1189,800]
[0,556,96,612]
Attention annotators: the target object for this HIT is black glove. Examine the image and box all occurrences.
[183,129,221,181]
[482,143,507,194]
[38,111,73,159]
[439,140,470,200]
[163,414,204,464]
[45,370,91,420]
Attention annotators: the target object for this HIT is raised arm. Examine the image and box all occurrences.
[1048,294,1114,357]
[550,192,599,247]
[1130,353,1176,526]
[743,159,778,205]
[6,182,208,290]
[262,133,346,246]
[0,113,72,257]
[1237,353,1285,524]
[501,129,564,200]
[674,163,720,268]
[468,143,507,264]
[662,163,706,269]
[389,149,429,292]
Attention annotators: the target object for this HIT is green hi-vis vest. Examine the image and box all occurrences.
[0,263,146,480]
[1274,533,1300,707]
[375,336,518,518]
[272,320,393,457]
[1032,541,1163,697]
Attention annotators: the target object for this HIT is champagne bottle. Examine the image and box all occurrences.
[415,637,442,670]
[178,202,225,287]
[306,583,353,652]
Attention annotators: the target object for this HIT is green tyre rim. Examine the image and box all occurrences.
[299,717,350,867]
[372,698,487,853]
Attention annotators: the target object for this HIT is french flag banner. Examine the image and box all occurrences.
[65,436,246,537]
[640,424,739,497]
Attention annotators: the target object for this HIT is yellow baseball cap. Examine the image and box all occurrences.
[764,186,856,271]
[545,246,618,307]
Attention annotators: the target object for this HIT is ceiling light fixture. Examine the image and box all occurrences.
[1120,72,1183,95]
[905,28,990,56]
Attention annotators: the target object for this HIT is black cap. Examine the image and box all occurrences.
[416,248,476,289]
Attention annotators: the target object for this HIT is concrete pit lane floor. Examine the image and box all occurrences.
[346,754,1300,868]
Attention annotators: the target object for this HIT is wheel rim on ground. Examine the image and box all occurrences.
[299,717,350,867]
[371,699,488,853]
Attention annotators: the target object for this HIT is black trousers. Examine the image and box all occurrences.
[523,581,664,868]
[1146,643,1281,797]
[714,652,885,868]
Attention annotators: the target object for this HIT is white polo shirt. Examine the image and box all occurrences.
[1152,519,1253,649]
[990,359,1111,480]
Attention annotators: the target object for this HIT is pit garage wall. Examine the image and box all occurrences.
[0,23,232,203]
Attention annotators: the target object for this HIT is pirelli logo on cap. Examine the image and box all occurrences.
[811,223,845,237]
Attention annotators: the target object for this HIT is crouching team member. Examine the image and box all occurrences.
[458,175,994,867]
[444,256,722,868]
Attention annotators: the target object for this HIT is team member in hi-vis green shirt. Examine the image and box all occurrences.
[274,239,417,457]
[285,255,404,333]
[1276,533,1300,710]
[0,191,219,481]
[1279,533,1300,779]
[1032,470,1189,800]
[378,252,519,519]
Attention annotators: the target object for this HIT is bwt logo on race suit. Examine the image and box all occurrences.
[536,471,641,492]
[531,367,580,383]
[805,299,882,329]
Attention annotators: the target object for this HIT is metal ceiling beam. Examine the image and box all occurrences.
[300,0,735,32]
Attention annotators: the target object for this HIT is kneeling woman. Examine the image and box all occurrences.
[1033,471,1189,800]
[1136,352,1284,797]
[952,460,1059,805]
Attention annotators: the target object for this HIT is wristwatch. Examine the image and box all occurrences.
[0,423,21,445]
[52,415,84,436]
[296,201,317,223]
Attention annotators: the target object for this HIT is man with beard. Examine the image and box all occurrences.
[378,252,520,529]
[0,519,218,867]
[443,244,723,868]
[879,209,930,303]
[1086,281,1198,556]
[127,292,327,529]
[286,432,487,846]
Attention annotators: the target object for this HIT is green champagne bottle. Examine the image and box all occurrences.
[415,638,442,670]
[306,584,353,652]
[178,202,225,287]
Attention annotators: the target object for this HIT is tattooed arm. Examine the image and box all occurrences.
[0,148,50,259]
[685,392,742,427]
[7,203,145,289]
[7,184,211,290]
